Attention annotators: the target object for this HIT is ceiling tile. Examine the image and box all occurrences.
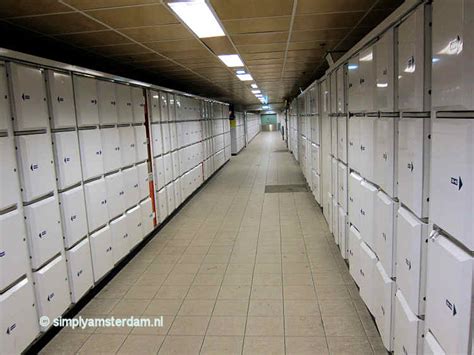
[89,43,150,56]
[121,24,192,42]
[112,52,164,62]
[232,31,288,45]
[237,43,287,54]
[222,17,290,34]
[242,52,285,60]
[0,1,71,18]
[293,12,364,31]
[296,0,375,14]
[54,30,131,47]
[291,28,351,42]
[288,41,337,51]
[246,58,284,65]
[64,0,157,10]
[202,37,235,55]
[210,0,293,20]
[146,39,203,53]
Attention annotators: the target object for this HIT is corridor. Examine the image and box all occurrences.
[41,132,385,355]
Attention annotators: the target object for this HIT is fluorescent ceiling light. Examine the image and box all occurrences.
[262,105,269,110]
[348,64,358,70]
[252,90,261,94]
[359,52,373,62]
[376,83,388,88]
[255,94,263,98]
[236,70,246,74]
[168,0,225,38]
[251,84,258,89]
[218,54,244,67]
[237,74,253,81]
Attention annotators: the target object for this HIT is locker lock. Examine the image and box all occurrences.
[407,162,414,172]
[21,93,31,100]
[57,96,64,103]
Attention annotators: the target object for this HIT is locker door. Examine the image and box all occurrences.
[396,206,428,316]
[374,116,397,197]
[154,156,165,190]
[52,131,81,190]
[397,117,428,217]
[311,115,319,145]
[312,171,320,204]
[432,0,474,111]
[359,180,378,250]
[33,255,71,330]
[168,93,176,121]
[374,262,395,351]
[170,123,178,150]
[337,162,348,211]
[424,331,447,355]
[137,162,150,201]
[105,171,125,219]
[9,63,48,131]
[59,186,88,249]
[160,92,169,122]
[16,134,55,202]
[348,225,362,286]
[73,75,99,127]
[359,116,376,182]
[126,205,142,248]
[174,178,182,207]
[65,238,93,303]
[84,178,109,232]
[166,183,175,214]
[374,191,397,278]
[110,215,130,264]
[139,198,154,236]
[119,126,136,167]
[123,166,139,208]
[375,29,395,112]
[150,90,161,122]
[24,196,62,269]
[327,192,333,233]
[425,232,473,355]
[337,115,347,164]
[151,123,163,157]
[47,71,76,129]
[348,116,361,172]
[338,207,347,259]
[0,65,10,132]
[0,137,20,210]
[336,66,345,114]
[97,80,118,125]
[358,46,376,111]
[359,241,377,316]
[0,278,39,354]
[347,56,361,113]
[134,125,148,162]
[101,127,122,173]
[332,199,339,244]
[78,129,103,181]
[131,86,145,123]
[116,84,133,124]
[157,188,168,223]
[394,290,424,355]
[163,153,173,185]
[397,6,427,112]
[162,123,171,153]
[430,118,473,250]
[89,226,114,282]
[331,116,338,157]
[172,151,180,180]
[331,157,338,200]
[0,209,29,291]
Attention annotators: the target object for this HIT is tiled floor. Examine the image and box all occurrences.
[41,132,385,354]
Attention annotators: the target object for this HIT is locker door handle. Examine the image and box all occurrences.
[21,93,31,100]
[91,99,97,105]
[57,96,64,103]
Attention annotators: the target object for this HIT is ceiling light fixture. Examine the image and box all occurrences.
[237,73,253,81]
[236,69,246,74]
[252,90,261,94]
[168,0,225,38]
[251,84,258,89]
[218,54,244,67]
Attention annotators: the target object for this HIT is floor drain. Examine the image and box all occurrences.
[264,184,308,193]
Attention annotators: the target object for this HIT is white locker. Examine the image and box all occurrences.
[432,0,474,112]
[131,86,145,123]
[338,207,347,259]
[359,116,376,182]
[331,116,337,157]
[16,134,55,202]
[58,186,88,249]
[336,66,345,113]
[170,123,178,151]
[101,127,122,173]
[150,90,161,122]
[172,151,180,180]
[348,225,362,287]
[347,56,361,113]
[89,225,114,282]
[374,191,397,277]
[65,238,93,303]
[394,290,424,355]
[160,92,169,121]
[424,331,447,355]
[0,65,10,132]
[359,241,378,316]
[0,137,20,210]
[163,153,173,184]
[425,232,473,355]
[397,6,428,112]
[52,131,81,190]
[105,172,125,219]
[123,166,139,208]
[374,262,396,352]
[157,188,168,223]
[33,255,71,330]
[348,116,361,172]
[331,157,338,199]
[397,116,429,218]
[337,162,348,211]
[166,183,176,215]
[311,170,321,204]
[154,156,165,191]
[137,162,149,201]
[0,209,29,291]
[9,63,48,131]
[126,205,143,247]
[374,116,397,197]
[134,125,148,162]
[348,172,363,230]
[110,215,130,264]
[96,80,118,125]
[73,75,99,127]
[430,118,473,250]
[140,198,154,236]
[359,180,377,250]
[78,129,104,181]
[47,71,76,129]
[84,178,109,232]
[116,84,133,124]
[311,114,319,145]
[337,115,347,163]
[119,126,136,167]
[358,46,376,111]
[374,29,395,112]
[151,123,163,156]
[0,278,39,354]
[396,206,428,315]
[162,123,171,153]
[24,196,62,270]
[174,178,182,208]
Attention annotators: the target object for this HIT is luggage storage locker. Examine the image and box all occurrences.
[52,131,82,190]
[73,75,99,127]
[348,225,362,287]
[359,115,376,182]
[374,262,396,351]
[166,182,176,215]
[96,80,118,126]
[140,198,154,236]
[47,71,76,129]
[374,191,397,278]
[116,84,133,124]
[154,156,165,191]
[101,127,122,173]
[58,185,88,249]
[423,331,446,355]
[332,198,339,244]
[358,46,376,111]
[160,92,169,122]
[0,65,7,132]
[337,162,348,211]
[394,290,424,355]
[150,90,161,122]
[338,207,348,259]
[374,28,396,113]
[126,205,143,248]
[359,180,378,250]
[110,215,130,264]
[131,86,145,123]
[134,125,148,163]
[122,166,140,209]
[65,238,93,303]
[83,178,109,233]
[105,171,125,220]
[348,115,361,172]
[359,241,378,316]
[89,225,114,282]
[347,55,362,113]
[119,126,136,167]
[137,161,150,201]
[0,136,20,210]
[374,115,397,197]
[78,129,104,181]
[151,123,163,157]
[337,115,347,164]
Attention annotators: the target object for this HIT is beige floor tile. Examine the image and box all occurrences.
[245,317,284,336]
[254,263,282,274]
[192,273,224,286]
[283,285,317,300]
[117,334,164,354]
[250,285,283,300]
[40,333,90,354]
[186,285,220,300]
[248,300,284,316]
[323,315,367,337]
[285,316,325,336]
[213,300,249,316]
[201,336,243,355]
[178,300,215,316]
[243,336,285,355]
[218,285,251,300]
[252,273,283,286]
[326,336,374,354]
[282,273,314,286]
[163,273,195,286]
[222,273,253,285]
[130,315,174,335]
[77,334,127,354]
[285,336,329,354]
[319,299,359,318]
[206,316,246,336]
[154,285,190,300]
[171,263,201,274]
[123,285,160,300]
[109,299,149,317]
[80,298,120,316]
[158,335,203,355]
[143,299,183,316]
[169,316,210,336]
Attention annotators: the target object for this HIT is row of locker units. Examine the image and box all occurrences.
[246,113,261,144]
[230,111,246,155]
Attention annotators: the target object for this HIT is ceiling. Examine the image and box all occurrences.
[0,0,403,107]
